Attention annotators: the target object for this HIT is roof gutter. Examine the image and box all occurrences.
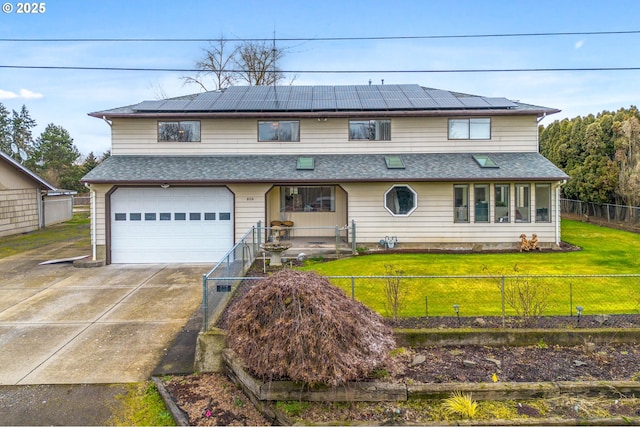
[90,108,560,120]
[81,176,570,185]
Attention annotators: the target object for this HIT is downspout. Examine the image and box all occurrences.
[38,189,44,228]
[554,180,567,246]
[91,187,97,261]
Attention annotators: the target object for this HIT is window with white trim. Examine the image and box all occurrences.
[448,118,491,140]
[384,185,417,216]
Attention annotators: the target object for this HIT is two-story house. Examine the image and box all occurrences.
[82,84,568,264]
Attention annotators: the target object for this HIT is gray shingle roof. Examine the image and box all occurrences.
[82,152,569,184]
[90,84,559,117]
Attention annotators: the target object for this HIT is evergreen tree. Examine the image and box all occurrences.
[0,102,11,154]
[11,105,36,160]
[30,123,80,189]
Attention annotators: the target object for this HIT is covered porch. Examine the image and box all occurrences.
[265,184,349,239]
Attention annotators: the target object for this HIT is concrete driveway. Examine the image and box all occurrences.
[0,242,208,385]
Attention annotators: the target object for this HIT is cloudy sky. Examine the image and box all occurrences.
[1,0,639,155]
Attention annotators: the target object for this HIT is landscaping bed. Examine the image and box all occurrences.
[163,340,640,425]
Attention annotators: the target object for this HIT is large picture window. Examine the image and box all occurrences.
[448,118,491,140]
[281,186,335,212]
[384,185,417,216]
[259,121,300,142]
[454,184,469,223]
[349,119,391,141]
[158,121,201,142]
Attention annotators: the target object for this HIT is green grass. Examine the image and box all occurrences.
[0,212,90,258]
[109,382,175,426]
[302,219,640,317]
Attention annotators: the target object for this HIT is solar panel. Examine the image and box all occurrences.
[484,97,517,108]
[312,99,337,110]
[336,98,363,109]
[131,84,521,113]
[157,100,193,111]
[425,89,464,108]
[134,100,165,111]
[458,97,491,108]
[313,86,335,99]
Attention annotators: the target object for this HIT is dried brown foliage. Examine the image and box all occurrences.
[226,269,395,387]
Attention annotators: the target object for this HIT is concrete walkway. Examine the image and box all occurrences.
[0,242,208,385]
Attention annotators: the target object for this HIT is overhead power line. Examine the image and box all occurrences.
[1,30,639,43]
[1,65,640,73]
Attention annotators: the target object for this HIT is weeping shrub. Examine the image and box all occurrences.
[226,269,395,386]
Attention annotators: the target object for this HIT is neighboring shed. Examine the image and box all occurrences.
[0,150,75,237]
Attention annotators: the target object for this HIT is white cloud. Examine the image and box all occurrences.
[0,88,44,100]
[575,40,585,49]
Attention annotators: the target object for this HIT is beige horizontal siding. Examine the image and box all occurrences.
[110,115,539,155]
[227,183,270,242]
[342,182,557,245]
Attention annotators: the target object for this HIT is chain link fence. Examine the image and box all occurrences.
[204,272,640,330]
[561,198,640,227]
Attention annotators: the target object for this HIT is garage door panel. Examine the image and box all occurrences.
[111,187,233,263]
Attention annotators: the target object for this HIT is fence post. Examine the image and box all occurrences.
[202,274,208,331]
[501,276,506,329]
[335,225,340,256]
[352,220,357,254]
[351,276,355,300]
[257,220,262,249]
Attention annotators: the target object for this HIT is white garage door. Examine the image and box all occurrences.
[110,187,233,263]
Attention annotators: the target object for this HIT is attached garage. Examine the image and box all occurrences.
[110,186,233,263]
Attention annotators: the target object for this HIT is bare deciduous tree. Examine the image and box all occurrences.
[234,40,284,86]
[182,37,240,91]
[183,36,286,91]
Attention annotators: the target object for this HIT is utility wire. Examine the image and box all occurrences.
[1,65,640,73]
[1,30,639,43]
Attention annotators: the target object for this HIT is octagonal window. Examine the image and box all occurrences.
[385,185,417,216]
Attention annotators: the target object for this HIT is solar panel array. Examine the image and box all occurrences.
[133,84,517,112]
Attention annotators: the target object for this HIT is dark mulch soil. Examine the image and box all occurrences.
[387,313,640,329]
[390,343,640,383]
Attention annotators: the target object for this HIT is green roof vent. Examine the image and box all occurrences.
[297,157,315,170]
[385,156,405,169]
[473,154,499,168]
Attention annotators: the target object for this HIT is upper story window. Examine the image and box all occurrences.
[258,121,300,142]
[158,121,201,142]
[448,118,491,140]
[349,119,391,141]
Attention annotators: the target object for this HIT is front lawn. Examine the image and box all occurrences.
[302,219,640,318]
